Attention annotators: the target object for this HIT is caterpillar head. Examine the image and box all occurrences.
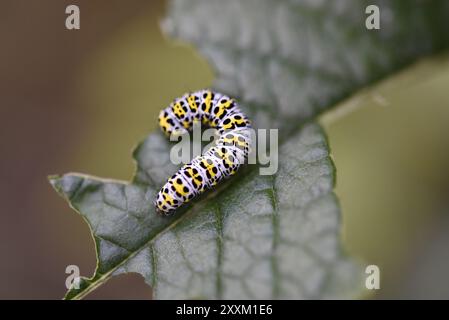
[154,187,178,215]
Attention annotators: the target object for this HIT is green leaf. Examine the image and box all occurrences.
[51,123,359,299]
[163,0,449,136]
[50,0,449,299]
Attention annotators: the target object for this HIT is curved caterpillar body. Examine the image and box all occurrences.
[155,90,252,215]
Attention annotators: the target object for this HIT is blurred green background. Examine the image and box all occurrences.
[1,0,449,299]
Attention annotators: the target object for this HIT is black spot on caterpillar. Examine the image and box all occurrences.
[155,90,251,215]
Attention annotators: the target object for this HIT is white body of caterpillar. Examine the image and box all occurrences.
[155,90,251,215]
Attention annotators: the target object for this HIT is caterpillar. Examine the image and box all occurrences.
[154,90,252,215]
